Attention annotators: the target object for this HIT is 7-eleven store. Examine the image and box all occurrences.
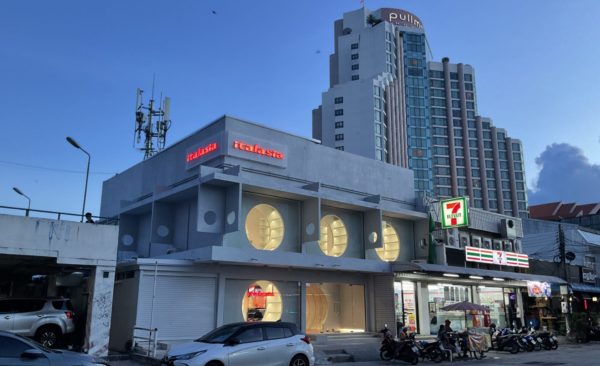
[392,206,566,336]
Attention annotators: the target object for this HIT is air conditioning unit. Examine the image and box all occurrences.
[493,239,503,251]
[500,218,517,239]
[513,239,522,253]
[471,235,482,248]
[482,238,492,250]
[446,228,459,248]
[503,240,513,252]
[459,232,470,248]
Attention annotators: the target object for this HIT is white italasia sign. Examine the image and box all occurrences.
[440,197,469,229]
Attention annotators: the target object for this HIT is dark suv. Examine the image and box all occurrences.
[0,298,75,348]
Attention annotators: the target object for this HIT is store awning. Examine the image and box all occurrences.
[570,283,600,294]
[393,262,567,284]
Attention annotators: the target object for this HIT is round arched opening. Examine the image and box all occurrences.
[242,281,283,322]
[245,204,285,250]
[319,215,348,257]
[376,221,400,262]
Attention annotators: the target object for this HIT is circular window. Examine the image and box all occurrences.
[376,221,400,262]
[245,204,285,250]
[242,281,282,322]
[319,215,348,257]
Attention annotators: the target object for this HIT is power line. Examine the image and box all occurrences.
[0,159,117,176]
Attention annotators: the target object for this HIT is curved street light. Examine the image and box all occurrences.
[66,136,91,222]
[12,186,31,216]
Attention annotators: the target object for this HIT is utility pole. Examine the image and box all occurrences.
[558,223,571,335]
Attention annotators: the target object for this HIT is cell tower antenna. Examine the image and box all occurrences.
[133,77,172,160]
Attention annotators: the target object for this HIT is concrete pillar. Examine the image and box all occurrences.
[216,275,226,327]
[300,281,307,333]
[46,275,57,297]
[417,282,431,336]
[85,266,115,357]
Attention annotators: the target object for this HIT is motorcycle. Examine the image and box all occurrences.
[415,339,443,363]
[379,324,419,364]
[537,331,558,350]
[490,326,519,354]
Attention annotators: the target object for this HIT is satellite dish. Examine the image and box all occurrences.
[565,252,576,261]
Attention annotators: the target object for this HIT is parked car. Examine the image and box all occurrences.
[163,322,314,366]
[0,330,109,365]
[0,298,76,348]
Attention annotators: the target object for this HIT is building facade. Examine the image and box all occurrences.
[100,115,428,351]
[312,7,528,218]
[100,116,559,354]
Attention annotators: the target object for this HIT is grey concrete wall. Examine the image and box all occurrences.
[0,214,117,266]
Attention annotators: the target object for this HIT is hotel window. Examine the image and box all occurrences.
[450,72,458,80]
[334,109,344,116]
[351,43,359,49]
[464,74,473,82]
[351,64,359,70]
[465,83,473,91]
[465,92,474,100]
[467,111,475,118]
[487,180,496,188]
[335,134,344,141]
[335,146,344,151]
[352,75,359,80]
[512,143,521,152]
[351,53,359,60]
[245,204,285,251]
[466,101,475,110]
[376,221,400,262]
[451,91,459,99]
[516,182,525,190]
[319,215,348,257]
[335,121,344,128]
[451,81,459,89]
[334,97,344,104]
[451,100,460,108]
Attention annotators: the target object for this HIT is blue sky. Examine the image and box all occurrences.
[1,0,599,217]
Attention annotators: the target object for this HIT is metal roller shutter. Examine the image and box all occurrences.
[373,274,395,335]
[137,272,217,341]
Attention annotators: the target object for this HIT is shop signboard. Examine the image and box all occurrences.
[440,197,469,229]
[582,267,597,284]
[465,246,529,268]
[527,281,552,298]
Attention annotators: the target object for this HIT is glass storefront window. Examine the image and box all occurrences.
[245,204,285,250]
[319,215,348,257]
[428,284,471,334]
[394,281,418,332]
[242,281,283,322]
[306,283,365,333]
[376,221,400,262]
[478,287,507,328]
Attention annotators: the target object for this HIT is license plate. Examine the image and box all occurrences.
[412,346,419,353]
[531,339,536,344]
[537,337,543,342]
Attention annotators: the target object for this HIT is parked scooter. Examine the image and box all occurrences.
[379,324,420,364]
[415,339,444,363]
[489,325,519,354]
[537,330,559,350]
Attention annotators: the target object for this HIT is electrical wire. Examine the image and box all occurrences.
[0,159,117,176]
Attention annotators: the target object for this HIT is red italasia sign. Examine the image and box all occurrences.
[186,142,218,163]
[233,140,284,160]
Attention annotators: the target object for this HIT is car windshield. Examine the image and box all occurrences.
[196,324,243,343]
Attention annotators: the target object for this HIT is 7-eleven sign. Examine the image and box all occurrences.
[440,197,469,229]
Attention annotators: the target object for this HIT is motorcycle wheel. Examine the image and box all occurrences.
[534,342,542,351]
[526,342,534,352]
[510,342,520,354]
[551,341,558,350]
[410,355,419,365]
[380,349,392,361]
[429,348,443,363]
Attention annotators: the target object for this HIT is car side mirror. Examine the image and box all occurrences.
[21,349,45,359]
[226,338,240,346]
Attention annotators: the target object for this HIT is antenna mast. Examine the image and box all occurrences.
[134,80,172,159]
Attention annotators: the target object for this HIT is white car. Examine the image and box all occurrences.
[163,322,314,366]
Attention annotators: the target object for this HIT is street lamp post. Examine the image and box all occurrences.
[12,187,31,216]
[66,137,91,223]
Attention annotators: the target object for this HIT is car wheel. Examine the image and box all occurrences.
[205,362,223,366]
[36,325,62,348]
[290,354,308,366]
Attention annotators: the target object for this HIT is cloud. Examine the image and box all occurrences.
[528,143,600,204]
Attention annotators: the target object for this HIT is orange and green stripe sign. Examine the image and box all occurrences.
[465,246,529,268]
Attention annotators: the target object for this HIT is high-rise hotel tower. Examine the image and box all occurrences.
[313,7,528,217]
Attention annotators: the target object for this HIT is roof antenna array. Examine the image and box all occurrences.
[134,76,172,159]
